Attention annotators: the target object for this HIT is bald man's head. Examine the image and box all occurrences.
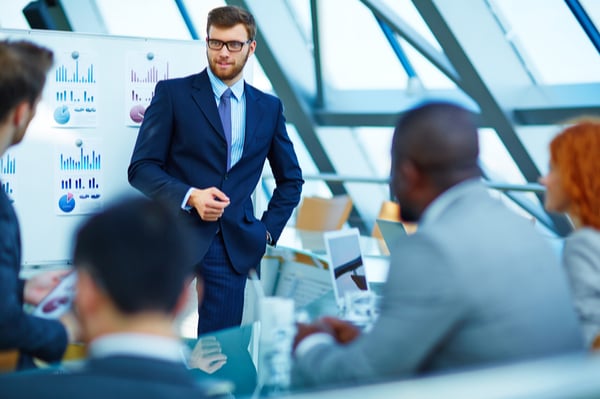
[390,101,482,221]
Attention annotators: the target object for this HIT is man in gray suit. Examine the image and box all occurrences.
[292,101,584,388]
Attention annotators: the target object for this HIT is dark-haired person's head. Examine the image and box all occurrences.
[0,39,53,151]
[72,197,196,340]
[391,101,482,222]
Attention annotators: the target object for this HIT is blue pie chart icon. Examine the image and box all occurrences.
[54,105,70,125]
[58,193,76,213]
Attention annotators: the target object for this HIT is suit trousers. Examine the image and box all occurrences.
[196,231,247,335]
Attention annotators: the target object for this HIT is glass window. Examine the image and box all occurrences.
[318,0,408,89]
[180,0,225,39]
[581,0,600,29]
[478,127,526,184]
[95,0,191,39]
[0,0,32,29]
[489,0,600,84]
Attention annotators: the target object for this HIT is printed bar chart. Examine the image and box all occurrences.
[0,154,16,174]
[60,148,101,171]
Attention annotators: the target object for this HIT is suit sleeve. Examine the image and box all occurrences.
[260,99,303,243]
[128,80,191,209]
[292,234,466,386]
[0,211,67,362]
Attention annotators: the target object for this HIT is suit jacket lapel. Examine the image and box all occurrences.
[191,70,226,142]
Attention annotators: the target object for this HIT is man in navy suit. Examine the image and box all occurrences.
[128,6,303,334]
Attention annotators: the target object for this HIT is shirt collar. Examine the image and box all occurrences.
[206,67,244,101]
[419,178,483,228]
[89,333,190,364]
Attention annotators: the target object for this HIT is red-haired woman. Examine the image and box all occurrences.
[540,118,600,349]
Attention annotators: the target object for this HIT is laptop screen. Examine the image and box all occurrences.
[323,228,369,307]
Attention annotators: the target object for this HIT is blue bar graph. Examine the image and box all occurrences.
[56,90,94,103]
[60,148,101,171]
[55,60,96,83]
[0,154,16,174]
[2,181,12,195]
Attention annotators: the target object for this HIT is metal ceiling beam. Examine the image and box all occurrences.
[412,0,572,236]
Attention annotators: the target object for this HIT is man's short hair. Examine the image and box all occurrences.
[73,197,195,314]
[207,5,257,41]
[0,40,53,122]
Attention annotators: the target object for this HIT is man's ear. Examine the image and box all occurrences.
[12,101,30,129]
[400,159,421,188]
[172,277,195,317]
[75,269,102,315]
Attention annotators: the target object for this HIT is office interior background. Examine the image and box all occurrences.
[1,0,599,241]
[1,1,600,397]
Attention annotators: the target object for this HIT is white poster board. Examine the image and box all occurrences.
[0,28,206,266]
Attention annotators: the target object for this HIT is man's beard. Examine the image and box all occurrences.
[209,51,250,82]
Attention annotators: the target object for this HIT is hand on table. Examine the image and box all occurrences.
[189,336,228,374]
[293,316,361,351]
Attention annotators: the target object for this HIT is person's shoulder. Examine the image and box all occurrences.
[566,228,600,253]
[244,83,280,104]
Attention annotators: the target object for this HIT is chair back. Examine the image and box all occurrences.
[296,195,353,231]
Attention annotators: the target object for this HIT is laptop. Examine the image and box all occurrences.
[323,228,369,308]
[376,218,407,252]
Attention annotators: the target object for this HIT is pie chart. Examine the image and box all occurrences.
[54,105,70,125]
[58,192,76,213]
[129,104,145,123]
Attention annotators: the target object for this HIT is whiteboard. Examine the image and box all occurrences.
[0,29,206,266]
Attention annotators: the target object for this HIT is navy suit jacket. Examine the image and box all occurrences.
[0,356,222,399]
[128,69,303,273]
[0,188,67,368]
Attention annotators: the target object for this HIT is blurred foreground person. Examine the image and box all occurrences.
[0,39,78,370]
[0,197,217,399]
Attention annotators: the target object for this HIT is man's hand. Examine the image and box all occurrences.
[293,316,362,351]
[188,187,230,221]
[293,321,334,351]
[319,316,361,344]
[23,269,71,306]
[189,336,228,374]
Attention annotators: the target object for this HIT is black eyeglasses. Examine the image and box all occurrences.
[206,38,253,52]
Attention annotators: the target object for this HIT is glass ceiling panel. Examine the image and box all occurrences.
[284,0,312,44]
[478,127,526,185]
[401,37,456,90]
[318,0,408,89]
[0,0,32,29]
[95,0,191,39]
[489,0,600,84]
[514,125,563,175]
[581,0,600,26]
[180,0,226,38]
[381,0,443,51]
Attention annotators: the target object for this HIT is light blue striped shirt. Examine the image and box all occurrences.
[180,69,247,210]
[207,68,246,169]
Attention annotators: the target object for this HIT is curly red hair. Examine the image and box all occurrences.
[550,118,600,229]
